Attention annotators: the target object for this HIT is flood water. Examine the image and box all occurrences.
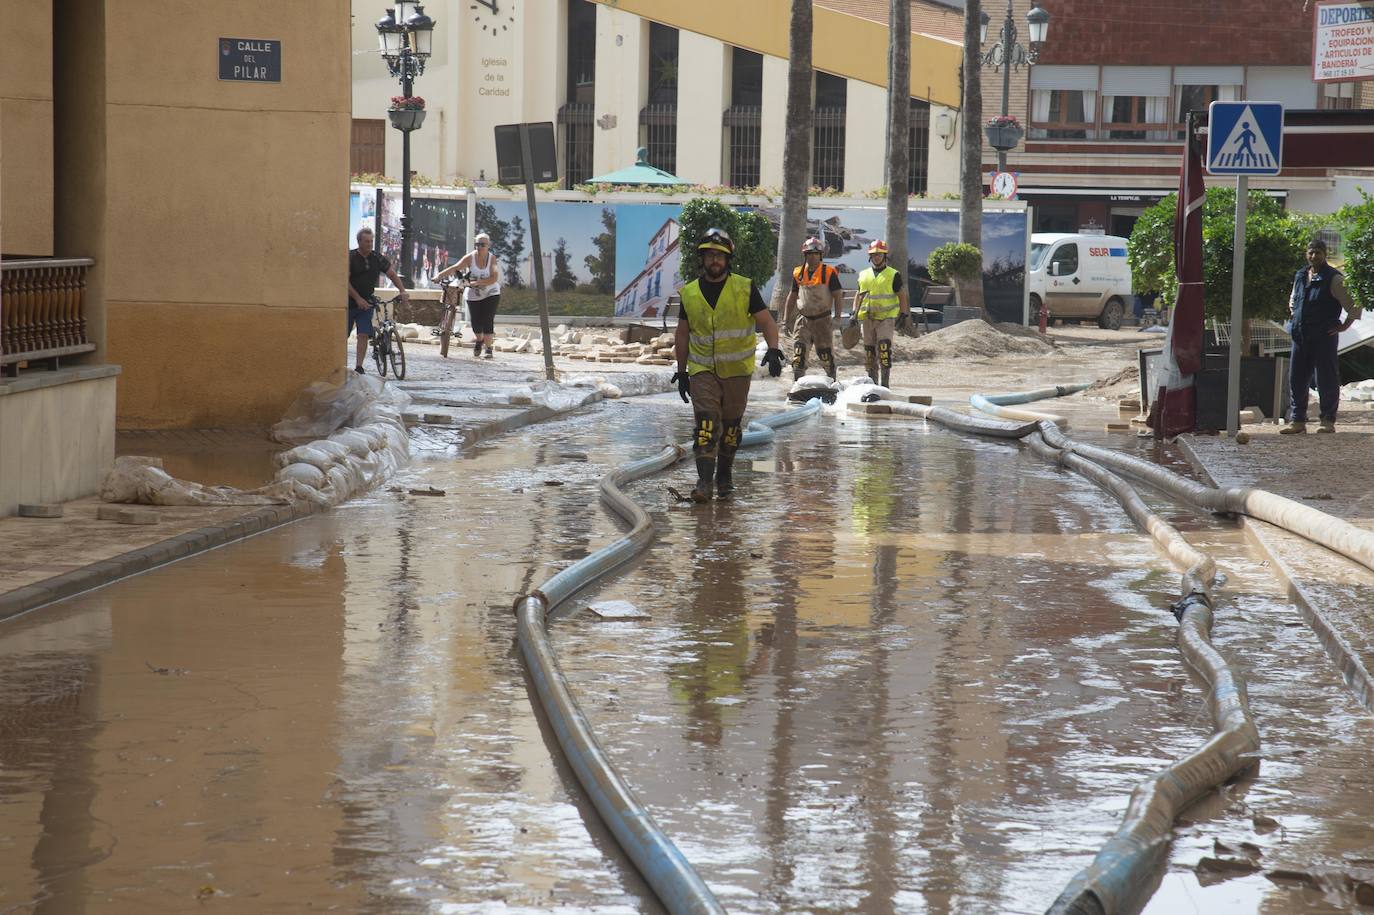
[3,396,1373,914]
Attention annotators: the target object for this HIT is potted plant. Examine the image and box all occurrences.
[388,95,426,131]
[928,242,987,321]
[985,115,1023,151]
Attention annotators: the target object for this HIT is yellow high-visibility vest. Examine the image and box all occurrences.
[681,274,757,377]
[857,265,900,321]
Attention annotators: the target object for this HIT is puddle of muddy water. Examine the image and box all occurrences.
[2,396,1372,914]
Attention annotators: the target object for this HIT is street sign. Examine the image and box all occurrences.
[1206,101,1283,175]
[1313,0,1374,82]
[494,122,557,184]
[219,38,281,83]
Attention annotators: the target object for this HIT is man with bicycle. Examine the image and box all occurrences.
[348,226,408,375]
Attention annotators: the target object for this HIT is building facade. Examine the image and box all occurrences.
[980,0,1374,234]
[1,1,351,516]
[351,0,966,195]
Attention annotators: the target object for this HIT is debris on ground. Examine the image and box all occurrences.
[587,600,650,620]
[837,320,1058,364]
[407,486,446,496]
[1084,365,1141,400]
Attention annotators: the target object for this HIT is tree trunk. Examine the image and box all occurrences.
[771,0,814,330]
[959,0,988,317]
[886,0,912,328]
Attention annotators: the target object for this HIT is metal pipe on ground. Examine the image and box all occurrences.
[515,400,820,915]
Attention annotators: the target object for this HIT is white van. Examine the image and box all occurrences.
[1028,233,1134,330]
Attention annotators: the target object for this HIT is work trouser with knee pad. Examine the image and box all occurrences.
[793,312,836,378]
[689,372,751,460]
[861,317,895,382]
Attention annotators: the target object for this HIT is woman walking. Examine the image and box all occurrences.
[434,232,502,358]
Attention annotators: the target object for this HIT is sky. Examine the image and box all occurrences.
[480,199,609,285]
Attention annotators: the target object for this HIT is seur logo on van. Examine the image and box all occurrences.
[1088,247,1127,257]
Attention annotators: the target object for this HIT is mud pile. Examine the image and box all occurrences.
[833,319,1056,366]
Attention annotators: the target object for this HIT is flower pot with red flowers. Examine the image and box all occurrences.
[388,95,427,131]
[985,115,1023,151]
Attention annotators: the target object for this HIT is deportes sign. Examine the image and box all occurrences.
[1314,0,1374,82]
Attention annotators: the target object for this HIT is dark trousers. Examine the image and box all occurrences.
[1288,331,1341,422]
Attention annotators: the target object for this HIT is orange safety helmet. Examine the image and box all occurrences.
[867,239,889,256]
[801,237,825,255]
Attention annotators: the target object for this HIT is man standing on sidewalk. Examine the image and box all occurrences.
[783,237,843,381]
[348,227,408,375]
[671,228,785,502]
[1280,238,1361,434]
[852,240,911,387]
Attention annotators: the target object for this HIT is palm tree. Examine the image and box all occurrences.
[885,0,911,319]
[959,0,987,315]
[771,0,814,328]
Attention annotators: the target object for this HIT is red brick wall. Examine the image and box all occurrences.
[1036,1,1312,67]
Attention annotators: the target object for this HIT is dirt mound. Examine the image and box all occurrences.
[904,320,1057,361]
[1084,365,1140,400]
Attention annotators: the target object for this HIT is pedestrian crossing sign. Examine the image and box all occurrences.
[1206,101,1284,175]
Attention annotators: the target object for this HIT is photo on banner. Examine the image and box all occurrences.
[614,203,683,318]
[348,190,377,246]
[471,199,615,316]
[378,194,468,290]
[908,208,1027,323]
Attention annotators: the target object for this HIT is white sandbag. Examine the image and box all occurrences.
[328,429,373,458]
[277,462,327,489]
[276,443,339,472]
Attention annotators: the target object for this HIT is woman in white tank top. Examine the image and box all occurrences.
[434,232,503,359]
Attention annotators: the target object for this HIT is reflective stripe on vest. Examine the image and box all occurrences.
[857,265,899,321]
[794,264,835,317]
[681,274,757,377]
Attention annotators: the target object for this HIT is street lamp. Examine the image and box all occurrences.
[376,4,437,288]
[980,0,1050,174]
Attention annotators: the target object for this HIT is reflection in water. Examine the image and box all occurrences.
[4,400,1374,913]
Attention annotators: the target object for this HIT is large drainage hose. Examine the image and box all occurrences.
[969,383,1090,428]
[515,400,820,915]
[859,394,1260,915]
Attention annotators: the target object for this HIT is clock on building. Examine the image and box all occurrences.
[472,0,514,32]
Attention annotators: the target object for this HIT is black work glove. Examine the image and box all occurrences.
[896,312,910,331]
[762,347,786,377]
[670,370,691,403]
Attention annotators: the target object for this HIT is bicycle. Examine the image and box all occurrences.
[434,270,471,358]
[367,294,407,379]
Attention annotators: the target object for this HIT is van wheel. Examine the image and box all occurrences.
[1031,294,1046,324]
[1098,297,1125,330]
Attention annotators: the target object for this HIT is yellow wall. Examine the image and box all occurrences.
[0,0,55,255]
[62,0,353,428]
[589,0,963,109]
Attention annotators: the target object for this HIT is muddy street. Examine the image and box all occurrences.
[3,394,1373,914]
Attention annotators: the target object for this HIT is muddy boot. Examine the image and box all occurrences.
[864,345,878,383]
[716,452,735,497]
[691,457,715,503]
[878,340,892,389]
[880,366,891,388]
[792,341,807,381]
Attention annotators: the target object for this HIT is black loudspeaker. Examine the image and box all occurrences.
[494,122,557,184]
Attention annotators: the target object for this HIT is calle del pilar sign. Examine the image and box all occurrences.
[219,38,281,83]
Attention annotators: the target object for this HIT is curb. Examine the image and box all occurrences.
[0,501,324,624]
[1178,437,1374,713]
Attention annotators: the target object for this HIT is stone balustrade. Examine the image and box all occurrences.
[1,258,96,374]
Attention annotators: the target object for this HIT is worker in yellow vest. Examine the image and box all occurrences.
[783,236,843,381]
[671,228,785,502]
[852,239,911,387]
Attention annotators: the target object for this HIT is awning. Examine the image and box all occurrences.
[586,147,688,186]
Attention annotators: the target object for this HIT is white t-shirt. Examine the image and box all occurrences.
[465,249,501,302]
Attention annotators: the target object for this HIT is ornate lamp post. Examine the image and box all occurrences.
[979,1,1049,174]
[376,3,436,288]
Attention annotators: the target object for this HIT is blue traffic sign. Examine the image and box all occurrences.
[1206,101,1283,175]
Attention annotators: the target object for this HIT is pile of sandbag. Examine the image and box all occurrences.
[270,373,410,505]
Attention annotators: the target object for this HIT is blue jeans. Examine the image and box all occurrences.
[1288,331,1340,422]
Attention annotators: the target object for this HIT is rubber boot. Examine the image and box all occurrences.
[691,457,715,503]
[864,346,878,383]
[792,341,807,381]
[716,452,735,497]
[880,365,891,388]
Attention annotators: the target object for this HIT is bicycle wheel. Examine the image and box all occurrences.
[438,305,454,358]
[374,331,388,377]
[388,329,406,379]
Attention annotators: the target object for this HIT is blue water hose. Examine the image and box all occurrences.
[515,399,820,915]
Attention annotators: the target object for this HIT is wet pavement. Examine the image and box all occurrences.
[3,394,1374,913]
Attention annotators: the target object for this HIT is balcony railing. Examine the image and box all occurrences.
[1,257,96,375]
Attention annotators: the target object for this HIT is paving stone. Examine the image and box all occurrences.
[17,503,64,518]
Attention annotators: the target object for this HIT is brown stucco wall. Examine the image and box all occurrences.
[79,1,352,428]
[0,1,55,256]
